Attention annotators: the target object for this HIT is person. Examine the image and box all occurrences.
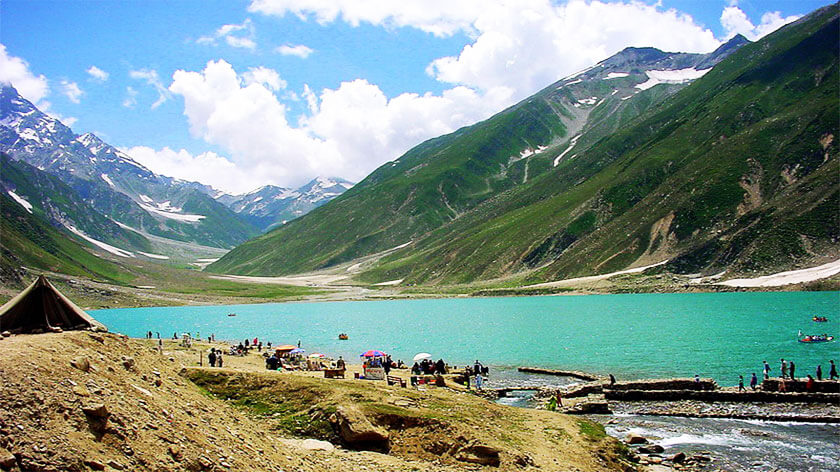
[789,360,796,379]
[266,354,279,370]
[412,362,421,375]
[336,356,346,370]
[258,342,262,352]
[816,364,823,381]
[763,360,770,380]
[244,338,249,347]
[750,373,758,390]
[738,375,745,392]
[806,375,815,392]
[830,360,838,380]
[297,339,301,348]
[474,360,482,377]
[253,337,258,345]
[464,371,471,390]
[778,377,786,392]
[216,352,223,368]
[780,359,787,379]
[383,358,392,376]
[436,359,445,375]
[609,374,616,387]
[694,374,700,384]
[208,348,217,367]
[475,373,483,390]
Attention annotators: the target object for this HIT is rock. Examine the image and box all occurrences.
[168,445,182,461]
[154,379,163,387]
[0,448,16,469]
[82,403,109,419]
[329,407,389,451]
[84,459,106,470]
[639,445,665,454]
[1,331,10,338]
[88,333,105,343]
[626,434,648,444]
[301,439,335,451]
[455,444,501,467]
[670,452,687,464]
[72,385,91,397]
[198,456,213,469]
[106,459,124,470]
[121,356,135,370]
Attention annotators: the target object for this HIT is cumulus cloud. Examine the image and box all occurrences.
[60,80,83,103]
[275,44,314,58]
[121,146,259,194]
[242,66,287,91]
[129,68,170,108]
[86,65,109,82]
[0,43,50,108]
[166,59,506,188]
[197,18,257,50]
[720,6,800,41]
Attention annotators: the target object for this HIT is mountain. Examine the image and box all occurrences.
[217,177,354,231]
[208,30,760,277]
[0,87,259,249]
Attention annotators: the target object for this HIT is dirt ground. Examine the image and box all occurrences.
[0,331,640,472]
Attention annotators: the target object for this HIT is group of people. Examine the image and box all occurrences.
[207,347,224,367]
[801,334,831,342]
[737,358,839,392]
[411,358,447,376]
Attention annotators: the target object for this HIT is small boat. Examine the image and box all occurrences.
[813,316,829,322]
[338,333,348,340]
[798,335,834,343]
[227,313,237,317]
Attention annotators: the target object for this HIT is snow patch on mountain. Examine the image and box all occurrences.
[604,72,629,79]
[100,173,115,187]
[554,135,581,167]
[66,225,135,258]
[636,67,711,91]
[7,190,33,213]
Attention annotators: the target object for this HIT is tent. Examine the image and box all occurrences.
[0,275,106,333]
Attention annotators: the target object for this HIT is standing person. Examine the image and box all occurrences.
[436,358,446,375]
[738,375,745,392]
[217,352,223,368]
[789,360,796,379]
[816,364,823,380]
[208,348,217,367]
[244,338,249,347]
[763,360,770,380]
[829,360,837,380]
[750,373,758,390]
[297,339,301,348]
[383,358,391,376]
[780,359,787,379]
[474,360,482,377]
[806,375,815,392]
[475,372,483,390]
[609,374,616,387]
[336,356,346,370]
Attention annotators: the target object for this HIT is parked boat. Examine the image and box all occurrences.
[338,333,348,340]
[227,313,237,317]
[813,316,829,322]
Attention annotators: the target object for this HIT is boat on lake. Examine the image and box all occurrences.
[338,333,348,340]
[798,335,834,343]
[227,313,237,317]
[813,316,829,322]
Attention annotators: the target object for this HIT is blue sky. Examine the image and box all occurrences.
[0,0,832,193]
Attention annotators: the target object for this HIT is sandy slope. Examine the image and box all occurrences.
[716,258,840,287]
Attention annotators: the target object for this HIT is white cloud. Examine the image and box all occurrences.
[0,43,50,108]
[275,44,314,58]
[86,65,109,82]
[242,66,287,91]
[60,80,83,103]
[197,18,257,50]
[720,6,800,41]
[121,146,259,194]
[123,86,138,108]
[167,59,506,188]
[129,68,170,108]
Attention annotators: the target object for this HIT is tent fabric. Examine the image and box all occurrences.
[0,275,106,333]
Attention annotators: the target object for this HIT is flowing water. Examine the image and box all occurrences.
[92,291,840,470]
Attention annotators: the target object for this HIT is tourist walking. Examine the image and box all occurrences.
[780,359,787,379]
[750,373,758,390]
[738,375,745,392]
[208,348,217,367]
[830,360,838,380]
[217,352,223,368]
[789,360,796,379]
[763,360,770,380]
[816,364,823,381]
[475,373,483,390]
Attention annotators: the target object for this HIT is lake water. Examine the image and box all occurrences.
[92,291,839,385]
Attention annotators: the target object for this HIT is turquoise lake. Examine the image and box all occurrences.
[91,291,840,385]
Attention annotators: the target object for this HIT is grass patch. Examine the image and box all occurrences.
[576,419,606,441]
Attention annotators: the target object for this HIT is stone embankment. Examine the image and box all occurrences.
[517,367,602,381]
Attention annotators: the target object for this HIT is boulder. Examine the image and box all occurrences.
[1,331,10,338]
[82,403,109,419]
[455,444,501,467]
[0,448,16,469]
[639,444,665,454]
[84,459,106,470]
[70,357,90,372]
[121,356,136,370]
[626,434,648,444]
[670,452,686,464]
[301,439,335,451]
[329,406,389,451]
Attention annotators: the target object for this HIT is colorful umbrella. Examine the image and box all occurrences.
[360,349,387,357]
[413,352,432,362]
[289,347,305,354]
[308,353,326,358]
[274,344,297,351]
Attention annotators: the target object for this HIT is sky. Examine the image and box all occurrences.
[0,0,832,194]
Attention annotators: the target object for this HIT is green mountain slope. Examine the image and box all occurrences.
[360,5,839,285]
[209,36,748,276]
